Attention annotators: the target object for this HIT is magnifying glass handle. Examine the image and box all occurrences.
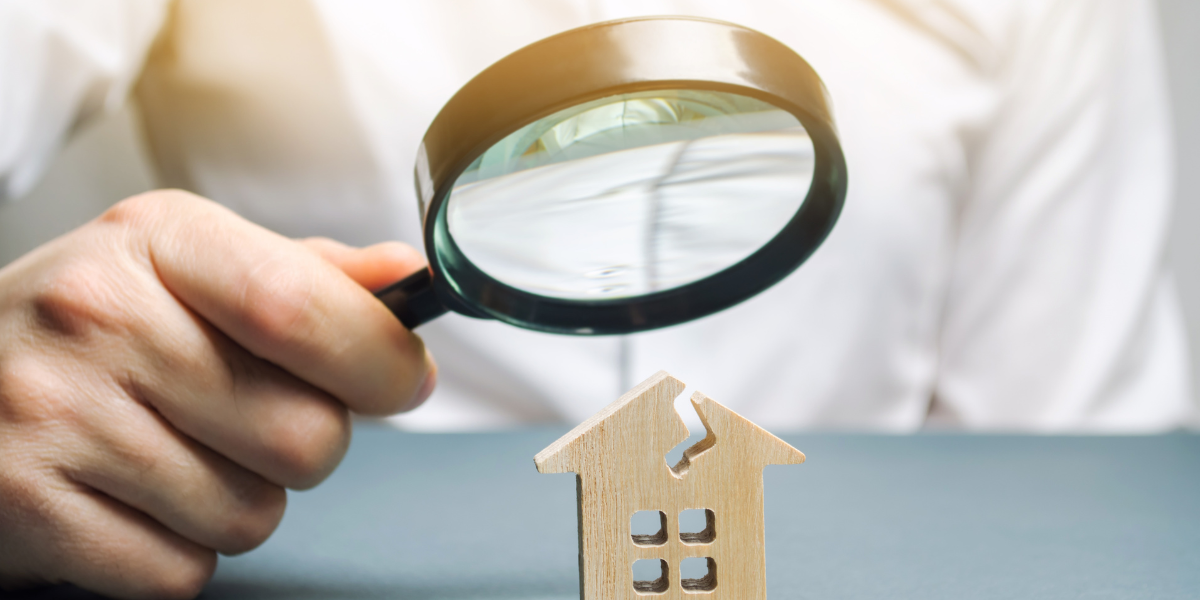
[374,268,448,330]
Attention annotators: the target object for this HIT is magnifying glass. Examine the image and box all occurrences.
[375,16,847,335]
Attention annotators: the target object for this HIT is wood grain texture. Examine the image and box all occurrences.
[536,371,805,599]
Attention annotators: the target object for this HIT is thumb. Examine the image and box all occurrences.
[300,237,427,293]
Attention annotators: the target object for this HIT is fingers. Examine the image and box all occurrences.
[87,247,356,489]
[103,191,434,416]
[301,237,426,292]
[301,237,440,413]
[65,382,287,555]
[0,424,217,600]
[136,314,356,489]
[0,190,445,599]
[42,487,217,600]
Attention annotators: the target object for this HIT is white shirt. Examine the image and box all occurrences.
[1,0,1194,431]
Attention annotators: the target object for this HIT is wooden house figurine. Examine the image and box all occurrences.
[535,371,805,599]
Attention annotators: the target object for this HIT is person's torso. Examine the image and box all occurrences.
[136,0,1006,430]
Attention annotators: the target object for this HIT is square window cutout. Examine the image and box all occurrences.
[632,558,669,594]
[679,509,715,544]
[631,510,667,546]
[681,557,717,593]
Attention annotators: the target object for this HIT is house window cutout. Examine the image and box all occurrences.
[632,559,670,594]
[631,510,668,546]
[679,508,716,544]
[681,557,717,593]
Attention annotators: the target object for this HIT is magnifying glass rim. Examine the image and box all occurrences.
[416,16,848,335]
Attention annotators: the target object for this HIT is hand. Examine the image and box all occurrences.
[0,190,436,599]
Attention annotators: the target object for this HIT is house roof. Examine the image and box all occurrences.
[683,391,805,473]
[535,370,804,475]
[535,371,686,474]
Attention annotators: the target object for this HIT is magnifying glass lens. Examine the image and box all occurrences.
[446,89,815,301]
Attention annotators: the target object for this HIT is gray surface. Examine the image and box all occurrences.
[9,427,1200,599]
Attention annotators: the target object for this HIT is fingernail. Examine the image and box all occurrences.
[408,357,438,411]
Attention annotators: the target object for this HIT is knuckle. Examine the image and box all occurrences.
[143,549,216,600]
[214,483,286,555]
[0,463,60,533]
[300,236,342,255]
[0,356,83,426]
[31,260,130,340]
[370,336,430,416]
[236,258,321,350]
[98,189,201,229]
[110,432,164,478]
[262,399,350,489]
[379,241,425,266]
[98,193,162,229]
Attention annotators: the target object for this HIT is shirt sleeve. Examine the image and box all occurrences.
[934,0,1194,429]
[0,0,168,201]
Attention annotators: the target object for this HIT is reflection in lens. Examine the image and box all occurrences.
[446,90,815,300]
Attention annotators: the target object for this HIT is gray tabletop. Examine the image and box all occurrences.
[9,426,1200,599]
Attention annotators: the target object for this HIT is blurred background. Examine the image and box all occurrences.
[2,0,1198,407]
